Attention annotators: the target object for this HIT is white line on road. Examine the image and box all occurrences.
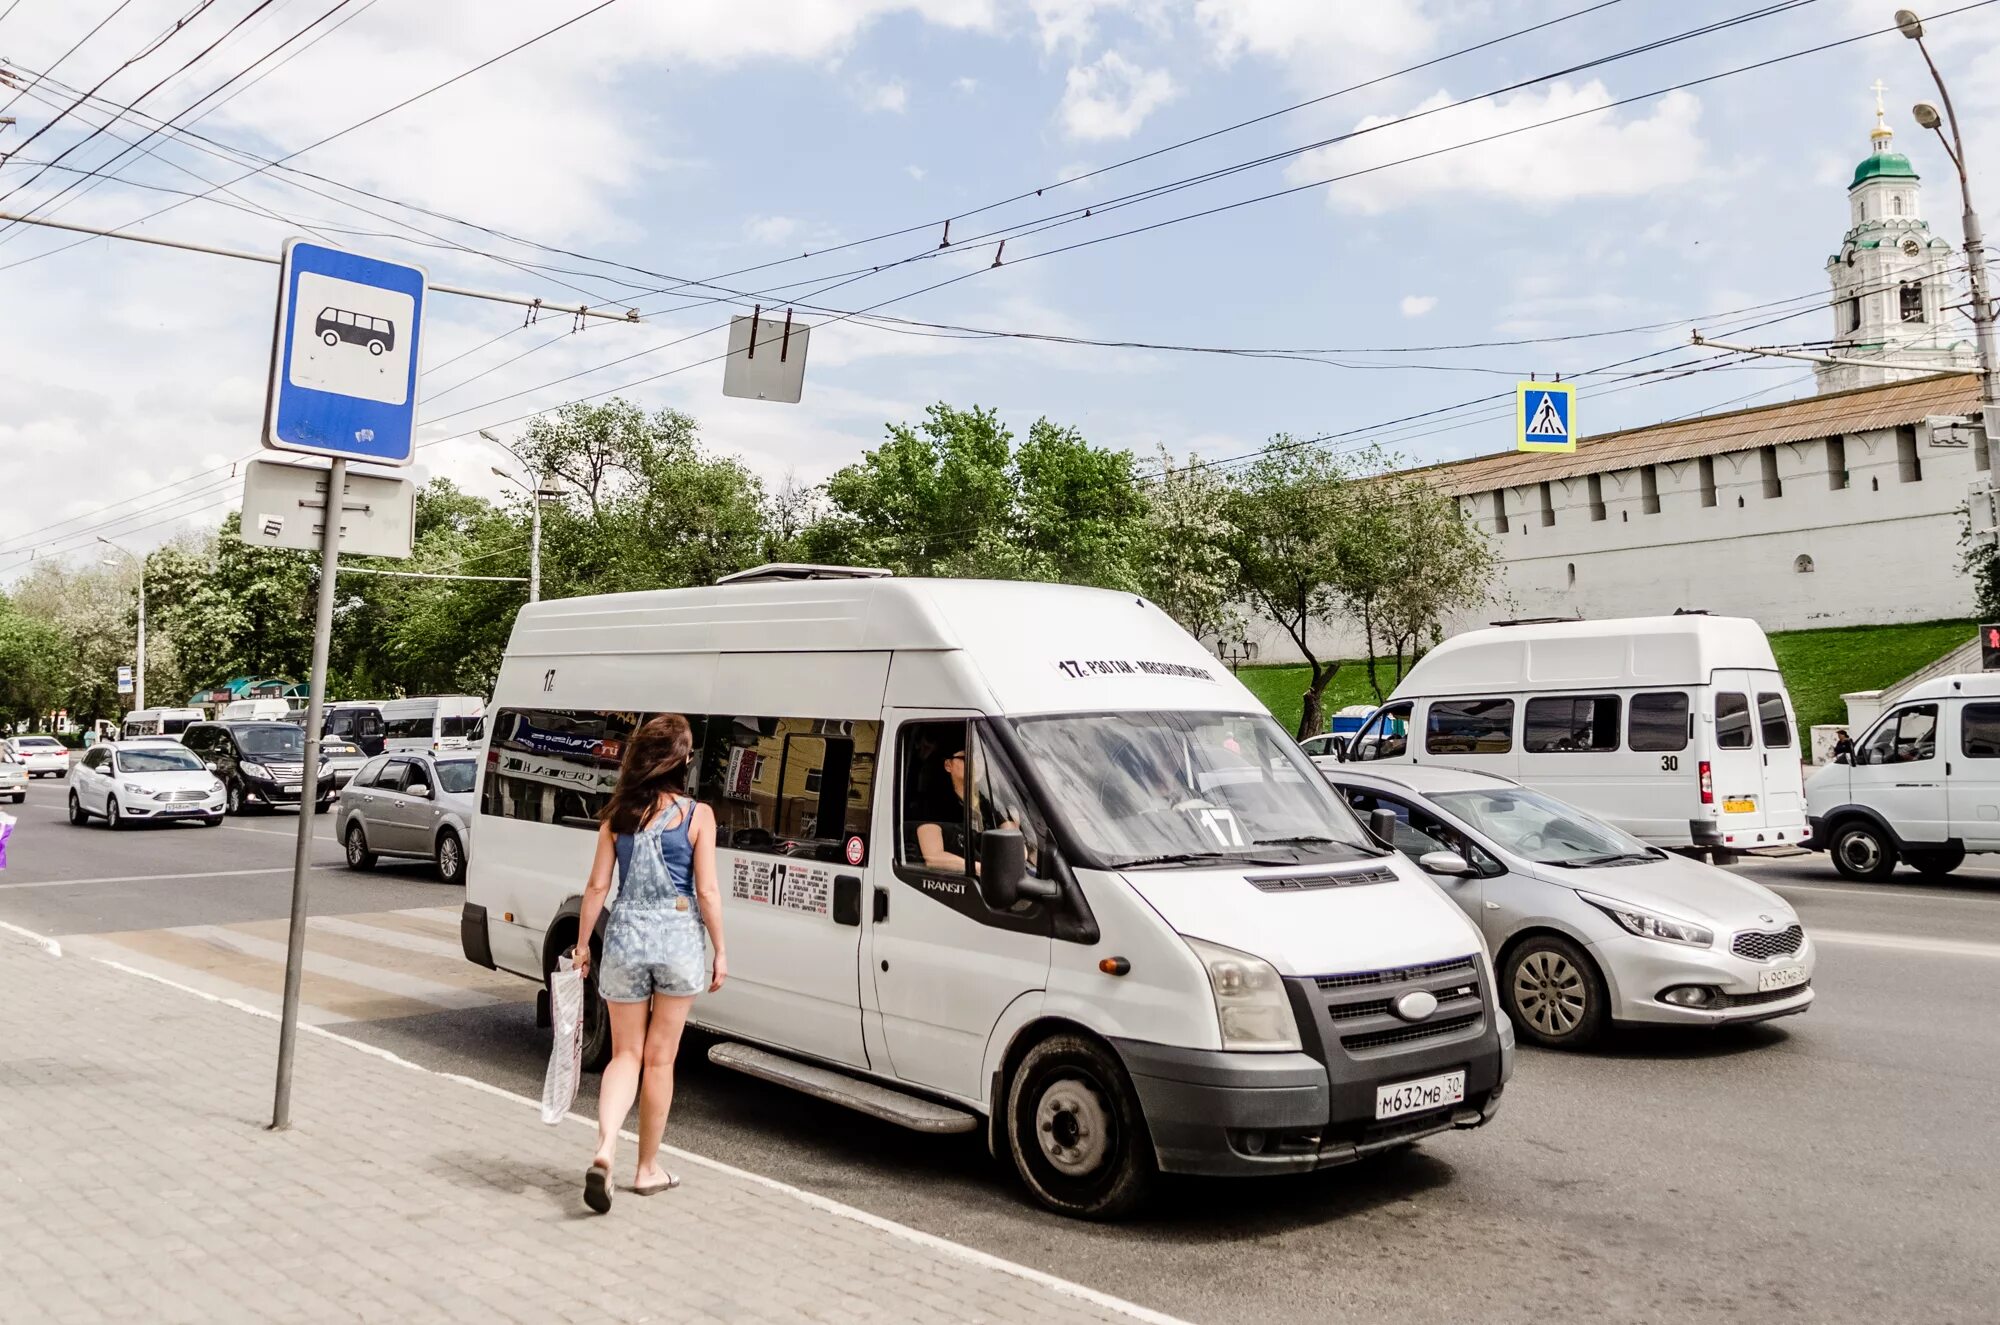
[306,914,463,960]
[0,865,340,891]
[1769,881,2000,904]
[1812,928,2000,960]
[175,924,505,1010]
[224,823,335,840]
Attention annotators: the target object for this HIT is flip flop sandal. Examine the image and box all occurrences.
[584,1162,612,1214]
[632,1173,681,1196]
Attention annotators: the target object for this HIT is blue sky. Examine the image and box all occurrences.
[3,0,1998,576]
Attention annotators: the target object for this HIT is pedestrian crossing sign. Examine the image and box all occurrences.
[1517,381,1575,452]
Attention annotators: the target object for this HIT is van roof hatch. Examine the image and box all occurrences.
[715,563,893,585]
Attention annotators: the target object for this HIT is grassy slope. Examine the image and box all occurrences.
[1239,618,1976,736]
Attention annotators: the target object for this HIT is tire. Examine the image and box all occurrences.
[1005,1033,1155,1220]
[314,797,333,816]
[1830,820,1898,882]
[1909,845,1967,880]
[1502,934,1609,1050]
[225,780,245,816]
[344,822,378,871]
[105,798,124,832]
[552,931,611,1073]
[200,816,223,828]
[322,330,339,347]
[435,829,466,886]
[67,791,88,825]
[367,339,385,356]
[9,793,22,804]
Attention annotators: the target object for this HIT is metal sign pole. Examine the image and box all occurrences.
[270,456,345,1131]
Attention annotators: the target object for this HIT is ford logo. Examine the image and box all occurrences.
[1392,990,1439,1023]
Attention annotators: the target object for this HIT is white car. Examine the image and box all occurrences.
[67,741,226,830]
[5,735,72,778]
[1329,764,1814,1048]
[0,750,27,803]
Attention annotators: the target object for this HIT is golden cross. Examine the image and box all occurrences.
[1872,78,1888,126]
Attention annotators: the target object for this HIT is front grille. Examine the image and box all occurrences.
[1731,925,1804,961]
[1716,981,1811,1009]
[168,791,209,803]
[1315,956,1477,991]
[1328,982,1481,1022]
[1249,866,1398,892]
[1342,1013,1482,1052]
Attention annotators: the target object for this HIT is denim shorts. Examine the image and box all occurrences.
[597,902,706,1002]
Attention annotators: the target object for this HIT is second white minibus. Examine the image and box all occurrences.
[382,695,486,753]
[463,566,1511,1218]
[1342,615,1807,855]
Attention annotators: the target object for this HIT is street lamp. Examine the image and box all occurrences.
[96,538,145,713]
[1897,8,2000,463]
[480,429,557,603]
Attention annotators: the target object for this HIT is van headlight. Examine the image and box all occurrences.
[240,761,271,780]
[1579,890,1713,948]
[1183,937,1301,1052]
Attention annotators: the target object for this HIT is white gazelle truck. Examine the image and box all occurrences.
[462,565,1511,1218]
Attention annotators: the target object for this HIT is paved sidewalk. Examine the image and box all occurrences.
[0,928,1180,1325]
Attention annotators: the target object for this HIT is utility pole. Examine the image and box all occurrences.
[1899,9,2000,467]
[96,538,145,713]
[481,429,555,602]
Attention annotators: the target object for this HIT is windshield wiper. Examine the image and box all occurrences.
[1112,851,1296,869]
[1545,853,1655,868]
[1253,835,1345,846]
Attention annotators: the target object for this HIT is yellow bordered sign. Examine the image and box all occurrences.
[1516,381,1575,453]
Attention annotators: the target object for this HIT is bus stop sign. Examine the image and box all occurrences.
[264,238,427,466]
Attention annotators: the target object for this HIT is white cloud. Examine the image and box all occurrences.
[1296,81,1708,214]
[1060,51,1178,141]
[1194,0,1434,81]
[863,79,910,112]
[1400,294,1437,318]
[906,164,927,180]
[954,76,979,94]
[1029,0,1121,51]
[746,216,802,245]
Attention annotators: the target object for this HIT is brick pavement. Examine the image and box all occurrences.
[0,927,1184,1325]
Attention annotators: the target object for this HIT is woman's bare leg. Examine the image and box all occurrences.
[593,998,652,1170]
[635,994,694,1185]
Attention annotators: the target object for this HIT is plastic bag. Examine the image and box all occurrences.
[0,811,14,871]
[541,956,585,1125]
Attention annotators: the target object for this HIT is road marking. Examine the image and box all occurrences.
[1769,881,2000,904]
[0,864,341,891]
[1812,928,2000,960]
[175,924,507,1010]
[307,913,462,959]
[39,926,1190,1325]
[225,823,335,840]
[0,918,60,957]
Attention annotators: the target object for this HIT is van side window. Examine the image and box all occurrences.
[384,715,432,742]
[1349,701,1412,762]
[1627,693,1689,752]
[442,715,483,740]
[1714,694,1753,749]
[1426,699,1514,755]
[482,707,643,829]
[1523,696,1619,753]
[1756,693,1793,748]
[1860,704,1937,764]
[1963,704,2000,758]
[898,721,1047,885]
[695,715,880,863]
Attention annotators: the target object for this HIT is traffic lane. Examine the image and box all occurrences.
[339,914,2000,1323]
[0,785,443,936]
[1732,855,2000,945]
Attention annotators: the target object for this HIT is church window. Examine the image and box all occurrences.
[1841,298,1861,333]
[1892,195,1904,216]
[1761,447,1783,499]
[1698,456,1718,508]
[1826,436,1849,490]
[1900,283,1925,323]
[1795,555,1815,574]
[1640,465,1661,514]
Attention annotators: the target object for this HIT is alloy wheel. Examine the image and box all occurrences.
[1513,949,1587,1037]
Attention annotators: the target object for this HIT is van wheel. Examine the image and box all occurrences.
[344,823,377,871]
[1830,821,1898,882]
[1502,935,1608,1049]
[435,830,465,886]
[1909,846,1966,880]
[1005,1033,1154,1220]
[225,780,245,816]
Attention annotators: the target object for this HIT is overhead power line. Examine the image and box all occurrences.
[0,0,142,122]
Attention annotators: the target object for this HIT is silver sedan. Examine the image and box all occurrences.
[333,752,477,884]
[1329,764,1814,1049]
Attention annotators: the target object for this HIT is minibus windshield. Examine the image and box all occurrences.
[1431,786,1659,868]
[1008,710,1376,868]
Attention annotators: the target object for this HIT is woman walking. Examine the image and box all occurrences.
[572,714,726,1213]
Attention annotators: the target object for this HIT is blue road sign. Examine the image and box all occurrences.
[264,239,427,465]
[1516,381,1575,453]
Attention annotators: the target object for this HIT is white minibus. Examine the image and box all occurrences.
[121,707,205,739]
[462,566,1511,1218]
[382,695,486,753]
[1341,615,1807,856]
[221,698,292,722]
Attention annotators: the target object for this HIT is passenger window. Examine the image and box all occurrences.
[1757,692,1793,749]
[442,715,483,739]
[694,715,879,862]
[482,708,645,829]
[1963,704,2000,758]
[898,720,1046,883]
[1349,702,1412,761]
[1860,704,1938,764]
[1627,692,1690,752]
[404,761,434,796]
[351,756,388,788]
[1715,693,1753,750]
[1426,699,1514,755]
[1523,695,1620,753]
[384,715,432,741]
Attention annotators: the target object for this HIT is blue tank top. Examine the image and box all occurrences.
[612,795,696,907]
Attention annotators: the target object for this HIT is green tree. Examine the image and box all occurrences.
[0,593,71,729]
[1336,474,1498,700]
[147,515,316,696]
[1135,447,1240,644]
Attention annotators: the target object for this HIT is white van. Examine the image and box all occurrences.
[121,707,205,740]
[221,698,292,722]
[462,567,1511,1218]
[1804,672,2000,881]
[382,695,485,753]
[1342,616,1807,856]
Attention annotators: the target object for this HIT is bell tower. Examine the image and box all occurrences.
[1817,82,1975,393]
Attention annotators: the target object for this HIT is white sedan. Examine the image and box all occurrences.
[5,735,72,778]
[68,741,226,829]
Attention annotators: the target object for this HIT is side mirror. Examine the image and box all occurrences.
[204,761,218,774]
[1418,850,1472,877]
[1851,748,1868,766]
[1368,807,1399,850]
[1834,753,1852,766]
[978,828,1028,909]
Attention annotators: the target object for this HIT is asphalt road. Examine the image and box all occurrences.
[5,770,1997,1323]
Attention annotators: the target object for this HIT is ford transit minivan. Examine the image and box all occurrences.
[462,566,1511,1218]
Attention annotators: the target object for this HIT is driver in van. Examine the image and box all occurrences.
[914,742,1020,874]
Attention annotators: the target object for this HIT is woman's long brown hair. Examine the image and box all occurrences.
[600,713,694,835]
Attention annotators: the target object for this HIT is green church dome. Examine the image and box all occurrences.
[1852,151,1918,188]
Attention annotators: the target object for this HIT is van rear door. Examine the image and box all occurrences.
[1707,671,1806,846]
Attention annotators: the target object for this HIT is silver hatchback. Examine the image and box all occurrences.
[334,752,477,884]
[1329,764,1814,1049]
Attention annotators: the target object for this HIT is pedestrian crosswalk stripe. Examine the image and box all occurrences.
[309,914,463,960]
